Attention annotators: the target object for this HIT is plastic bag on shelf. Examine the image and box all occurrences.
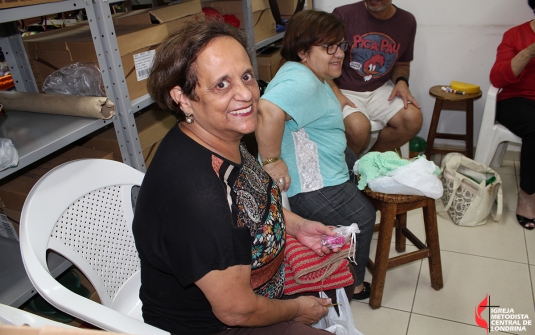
[42,62,105,97]
[0,138,18,171]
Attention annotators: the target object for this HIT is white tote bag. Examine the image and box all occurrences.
[440,153,503,226]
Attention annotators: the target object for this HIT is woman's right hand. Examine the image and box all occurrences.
[264,159,291,192]
[526,42,535,58]
[292,296,330,324]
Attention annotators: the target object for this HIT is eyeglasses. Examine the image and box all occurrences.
[314,41,349,55]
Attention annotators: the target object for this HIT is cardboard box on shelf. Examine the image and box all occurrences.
[276,0,313,16]
[112,0,202,26]
[0,146,114,213]
[256,44,282,82]
[79,107,176,167]
[23,1,203,99]
[202,0,276,43]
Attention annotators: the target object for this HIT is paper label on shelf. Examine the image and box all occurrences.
[0,214,18,241]
[134,50,156,82]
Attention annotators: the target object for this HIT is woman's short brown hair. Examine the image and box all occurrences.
[281,10,345,62]
[147,19,249,121]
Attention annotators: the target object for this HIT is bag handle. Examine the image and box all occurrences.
[491,183,503,222]
[443,170,465,211]
[441,153,463,172]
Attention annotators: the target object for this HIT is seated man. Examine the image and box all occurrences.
[330,0,423,156]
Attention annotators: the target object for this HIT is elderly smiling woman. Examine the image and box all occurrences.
[132,19,347,335]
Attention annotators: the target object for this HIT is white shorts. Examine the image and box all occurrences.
[341,81,405,127]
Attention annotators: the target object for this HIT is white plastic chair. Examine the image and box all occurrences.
[474,86,522,167]
[0,303,73,328]
[19,159,168,335]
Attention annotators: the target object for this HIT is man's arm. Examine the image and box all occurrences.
[389,62,421,109]
[196,265,330,327]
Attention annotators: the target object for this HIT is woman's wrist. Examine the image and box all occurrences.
[261,156,280,166]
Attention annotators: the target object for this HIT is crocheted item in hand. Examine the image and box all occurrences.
[283,235,354,295]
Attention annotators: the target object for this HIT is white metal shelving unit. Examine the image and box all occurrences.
[239,0,284,75]
[0,0,148,181]
[0,0,283,181]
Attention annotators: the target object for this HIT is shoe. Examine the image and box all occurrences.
[352,281,371,300]
[516,214,535,230]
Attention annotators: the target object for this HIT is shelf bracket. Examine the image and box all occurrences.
[0,22,39,93]
[83,0,146,172]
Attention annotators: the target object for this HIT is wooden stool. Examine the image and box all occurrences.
[426,85,482,159]
[363,189,443,309]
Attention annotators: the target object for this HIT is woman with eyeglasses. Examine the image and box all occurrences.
[256,10,376,301]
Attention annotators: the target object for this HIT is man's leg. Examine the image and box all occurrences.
[370,103,422,152]
[344,112,371,156]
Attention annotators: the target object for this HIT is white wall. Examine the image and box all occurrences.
[314,0,534,148]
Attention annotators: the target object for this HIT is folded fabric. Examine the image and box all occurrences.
[283,235,354,295]
[356,151,410,190]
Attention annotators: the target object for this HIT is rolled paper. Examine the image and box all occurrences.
[0,91,116,120]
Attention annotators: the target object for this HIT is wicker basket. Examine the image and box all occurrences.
[362,187,428,203]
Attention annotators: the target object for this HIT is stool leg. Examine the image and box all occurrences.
[465,100,474,159]
[395,212,407,253]
[422,199,443,290]
[425,99,444,160]
[369,202,396,309]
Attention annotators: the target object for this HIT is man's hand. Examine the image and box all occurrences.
[328,79,356,110]
[339,91,357,110]
[263,159,291,192]
[389,80,421,109]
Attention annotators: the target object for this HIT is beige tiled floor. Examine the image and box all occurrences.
[351,157,535,335]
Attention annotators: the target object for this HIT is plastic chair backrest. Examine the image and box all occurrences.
[19,159,168,335]
[474,86,521,166]
[480,85,500,133]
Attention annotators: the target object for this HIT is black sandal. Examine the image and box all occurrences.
[352,281,371,300]
[516,214,535,230]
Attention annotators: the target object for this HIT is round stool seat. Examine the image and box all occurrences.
[429,85,482,101]
[363,187,428,204]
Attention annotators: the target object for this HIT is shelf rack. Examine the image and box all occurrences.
[0,0,283,180]
[0,0,149,180]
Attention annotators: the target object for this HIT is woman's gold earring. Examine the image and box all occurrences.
[185,113,194,124]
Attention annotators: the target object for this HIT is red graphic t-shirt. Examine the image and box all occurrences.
[333,1,417,92]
